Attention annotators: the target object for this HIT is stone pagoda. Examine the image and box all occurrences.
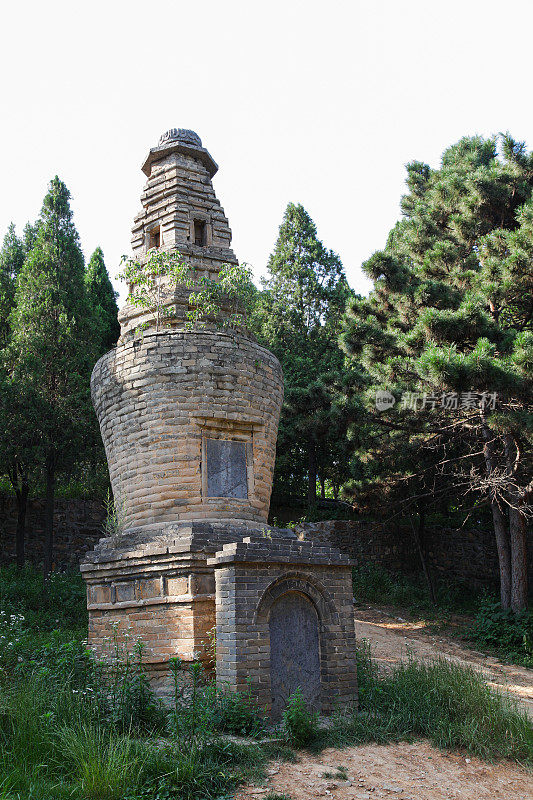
[81,129,357,716]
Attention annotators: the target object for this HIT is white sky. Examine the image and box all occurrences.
[1,0,532,304]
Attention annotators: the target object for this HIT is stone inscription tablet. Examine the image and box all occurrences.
[269,591,321,718]
[206,438,248,499]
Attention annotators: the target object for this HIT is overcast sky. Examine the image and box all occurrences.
[1,1,532,304]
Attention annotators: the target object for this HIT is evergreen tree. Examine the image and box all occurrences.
[0,224,25,346]
[85,247,120,353]
[10,177,96,574]
[0,223,37,566]
[257,203,356,508]
[342,135,533,611]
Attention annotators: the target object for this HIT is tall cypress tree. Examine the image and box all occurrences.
[257,203,356,508]
[342,135,533,611]
[0,224,25,346]
[0,223,37,566]
[10,177,96,574]
[85,247,120,354]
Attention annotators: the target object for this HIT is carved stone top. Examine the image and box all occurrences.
[142,127,218,178]
[158,128,202,148]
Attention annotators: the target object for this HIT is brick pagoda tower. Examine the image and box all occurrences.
[82,129,357,715]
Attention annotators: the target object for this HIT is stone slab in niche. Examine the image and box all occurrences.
[206,438,248,499]
[269,591,321,718]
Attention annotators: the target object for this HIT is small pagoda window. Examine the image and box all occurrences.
[149,227,161,249]
[194,219,206,247]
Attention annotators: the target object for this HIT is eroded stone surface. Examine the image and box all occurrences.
[206,438,248,499]
[270,591,321,718]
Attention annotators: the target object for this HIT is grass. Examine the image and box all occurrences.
[321,765,348,779]
[57,724,145,799]
[0,673,271,799]
[0,566,273,800]
[264,794,293,800]
[315,638,533,763]
[0,565,531,799]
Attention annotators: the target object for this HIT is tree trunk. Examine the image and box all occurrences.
[509,507,528,612]
[43,449,55,577]
[307,437,317,510]
[15,472,29,569]
[410,506,437,605]
[490,501,512,609]
[419,503,437,604]
[504,433,528,612]
[320,473,326,501]
[481,420,512,609]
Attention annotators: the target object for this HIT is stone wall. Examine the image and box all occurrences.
[296,519,533,587]
[0,497,105,570]
[296,519,414,574]
[3,497,531,587]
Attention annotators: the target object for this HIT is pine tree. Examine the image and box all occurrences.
[85,247,120,353]
[342,135,533,611]
[257,203,356,509]
[10,177,96,575]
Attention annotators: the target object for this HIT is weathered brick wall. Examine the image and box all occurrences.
[0,497,105,570]
[296,520,414,574]
[122,129,238,338]
[91,329,283,530]
[297,519,533,587]
[82,523,272,697]
[211,537,357,716]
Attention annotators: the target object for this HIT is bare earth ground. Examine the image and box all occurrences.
[235,606,533,800]
[237,741,532,800]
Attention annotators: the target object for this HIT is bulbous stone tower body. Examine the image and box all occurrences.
[82,130,357,715]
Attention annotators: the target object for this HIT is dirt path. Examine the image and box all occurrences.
[354,605,533,718]
[236,741,532,799]
[235,605,533,800]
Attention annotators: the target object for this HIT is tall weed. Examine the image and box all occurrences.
[57,724,145,799]
[282,687,319,746]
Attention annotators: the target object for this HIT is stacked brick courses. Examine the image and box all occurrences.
[82,522,279,693]
[210,536,357,715]
[122,129,237,338]
[91,329,283,529]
